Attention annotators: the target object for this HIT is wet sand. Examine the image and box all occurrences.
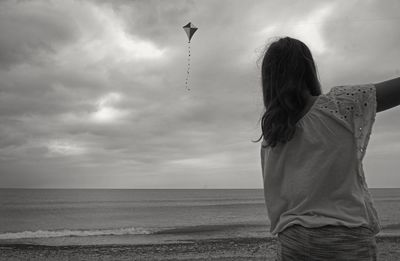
[1,236,400,260]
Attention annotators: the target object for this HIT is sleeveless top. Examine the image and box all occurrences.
[260,83,381,236]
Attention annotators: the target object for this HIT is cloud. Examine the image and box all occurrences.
[0,0,82,69]
[0,0,400,188]
[88,92,132,123]
[258,3,335,55]
[46,139,87,157]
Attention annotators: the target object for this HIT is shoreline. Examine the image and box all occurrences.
[1,236,400,260]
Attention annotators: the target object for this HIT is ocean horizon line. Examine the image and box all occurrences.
[1,187,399,190]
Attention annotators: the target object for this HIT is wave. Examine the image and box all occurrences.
[0,227,153,240]
[152,223,268,235]
[0,223,271,240]
[374,197,400,202]
[2,201,266,210]
[382,223,400,230]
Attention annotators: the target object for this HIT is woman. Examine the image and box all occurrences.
[256,36,400,260]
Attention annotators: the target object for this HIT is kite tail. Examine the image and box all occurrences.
[185,41,191,91]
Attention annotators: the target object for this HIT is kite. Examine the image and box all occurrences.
[183,22,198,91]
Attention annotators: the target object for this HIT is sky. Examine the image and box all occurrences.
[0,0,399,188]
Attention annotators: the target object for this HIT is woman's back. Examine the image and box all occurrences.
[261,83,381,237]
[261,80,400,260]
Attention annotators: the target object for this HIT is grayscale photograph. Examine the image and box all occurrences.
[0,0,400,260]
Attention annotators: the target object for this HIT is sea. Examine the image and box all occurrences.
[0,188,399,246]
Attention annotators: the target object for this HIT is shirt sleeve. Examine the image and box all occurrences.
[326,84,377,161]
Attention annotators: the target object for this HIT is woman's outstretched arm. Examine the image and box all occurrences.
[375,77,400,113]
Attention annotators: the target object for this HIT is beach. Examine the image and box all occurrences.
[1,236,400,261]
[1,189,400,260]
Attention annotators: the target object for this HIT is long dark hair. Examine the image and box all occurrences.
[254,37,322,148]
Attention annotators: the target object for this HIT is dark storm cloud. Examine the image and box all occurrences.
[0,1,82,70]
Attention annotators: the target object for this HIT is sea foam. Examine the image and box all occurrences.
[0,227,153,240]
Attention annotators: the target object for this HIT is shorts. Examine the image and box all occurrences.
[276,224,378,261]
